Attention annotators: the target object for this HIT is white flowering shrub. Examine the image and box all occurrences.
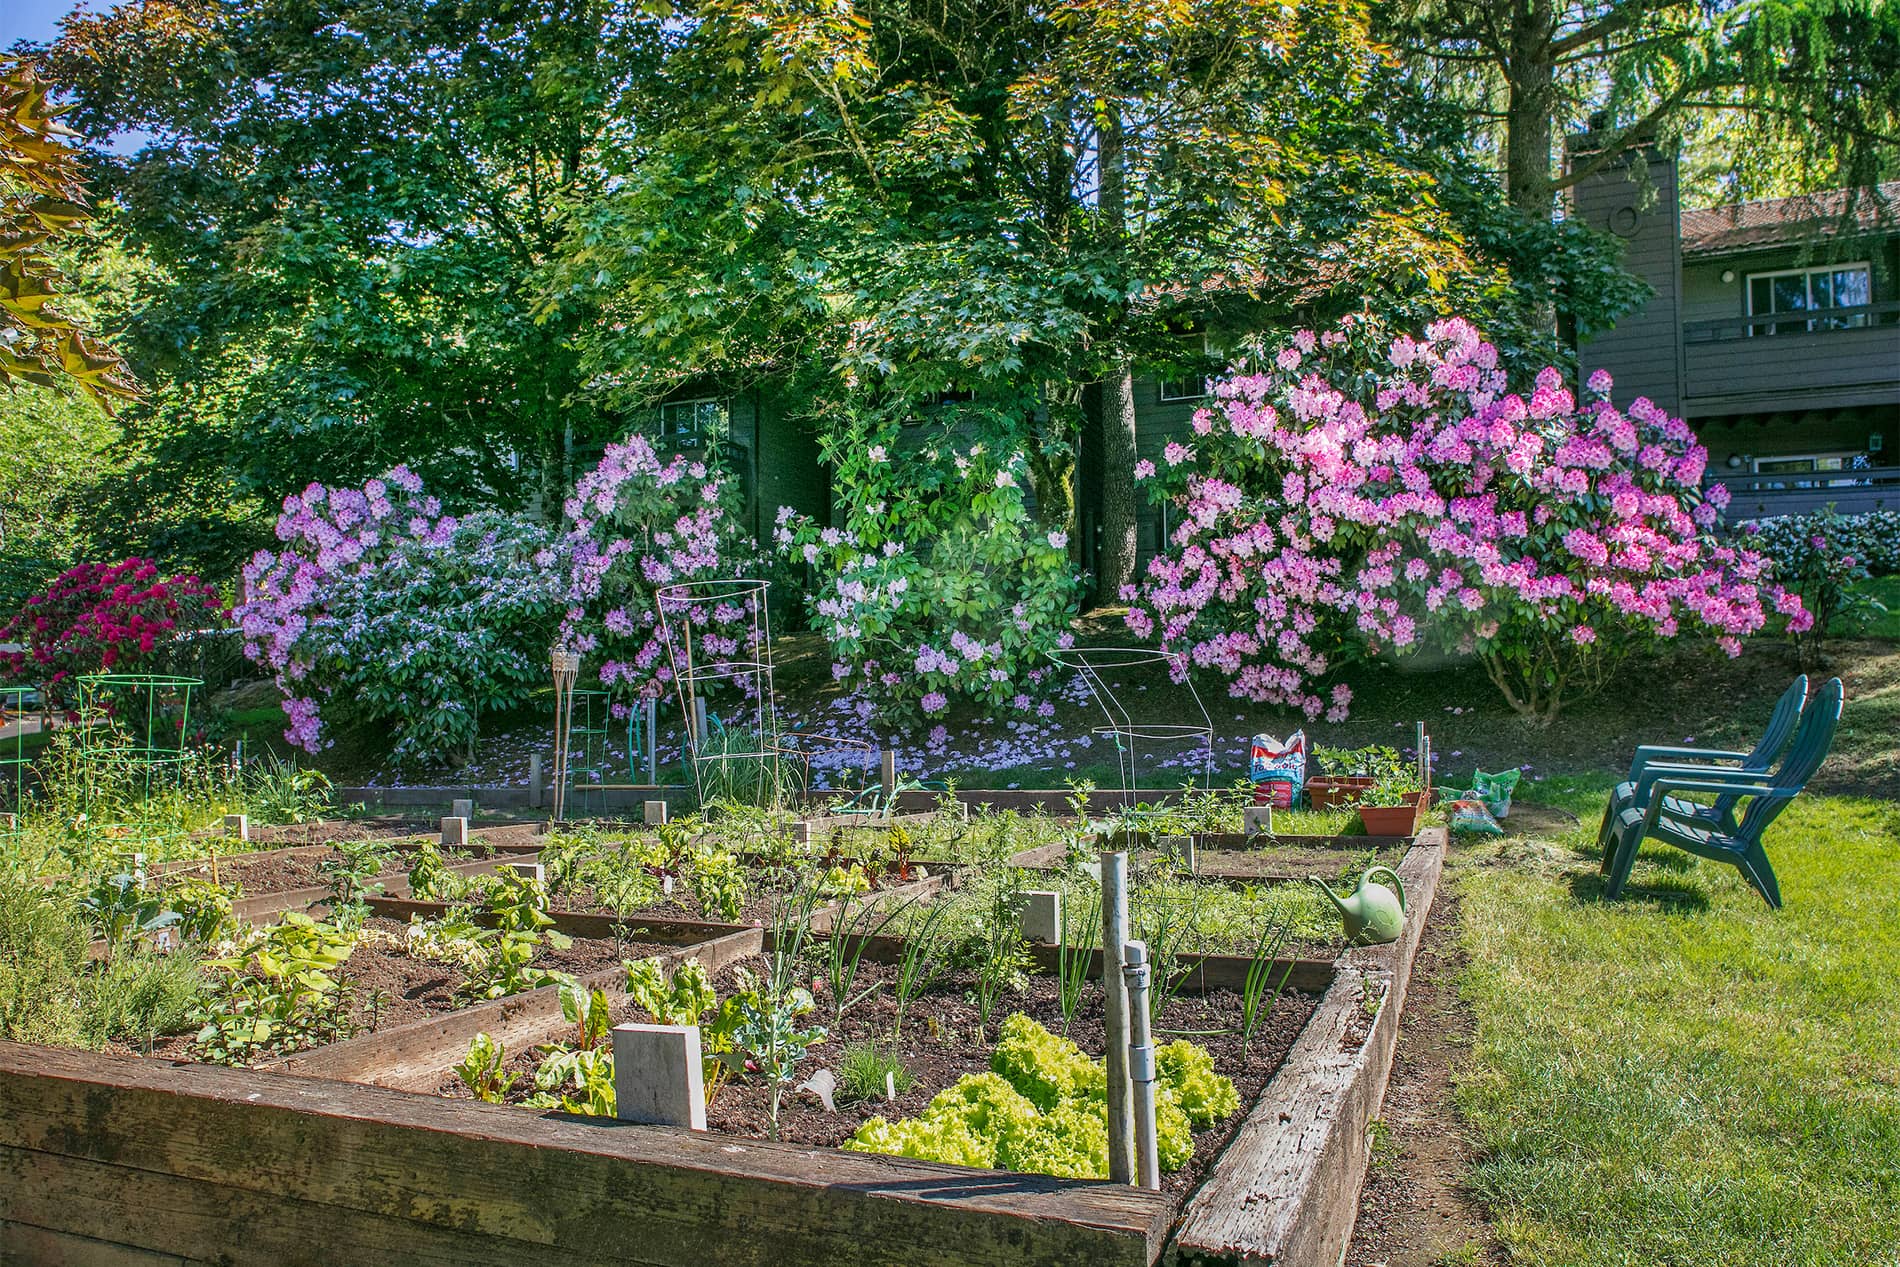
[777,416,1082,718]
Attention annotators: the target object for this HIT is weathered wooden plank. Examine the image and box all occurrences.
[0,1044,1169,1267]
[269,925,762,1089]
[1170,830,1446,1266]
[823,932,1337,996]
[0,1218,195,1266]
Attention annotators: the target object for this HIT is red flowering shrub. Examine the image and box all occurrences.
[0,559,227,701]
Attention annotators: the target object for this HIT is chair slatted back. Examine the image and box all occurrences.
[1716,674,1809,817]
[1736,677,1844,843]
[1743,675,1809,769]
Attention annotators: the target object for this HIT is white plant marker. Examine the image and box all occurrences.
[612,1023,707,1130]
[1019,890,1063,945]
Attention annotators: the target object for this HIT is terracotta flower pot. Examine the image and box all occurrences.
[1305,775,1376,811]
[1356,791,1425,836]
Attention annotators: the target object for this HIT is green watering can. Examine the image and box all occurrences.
[1311,865,1407,945]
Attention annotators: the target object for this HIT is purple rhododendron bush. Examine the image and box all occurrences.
[1126,317,1809,723]
[559,434,761,707]
[235,468,562,763]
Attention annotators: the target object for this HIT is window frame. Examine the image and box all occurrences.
[1744,261,1873,335]
[656,396,730,448]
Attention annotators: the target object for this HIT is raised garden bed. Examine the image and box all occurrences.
[0,826,1446,1266]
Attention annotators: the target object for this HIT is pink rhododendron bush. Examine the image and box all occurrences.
[777,416,1081,719]
[1126,317,1809,723]
[559,436,760,705]
[236,469,562,763]
[1,559,226,704]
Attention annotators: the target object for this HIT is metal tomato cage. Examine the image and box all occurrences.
[0,685,33,841]
[1047,646,1215,843]
[655,579,870,811]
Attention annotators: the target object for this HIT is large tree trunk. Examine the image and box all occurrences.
[1093,107,1139,601]
[1503,0,1557,216]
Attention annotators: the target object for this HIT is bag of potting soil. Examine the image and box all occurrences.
[1443,795,1504,836]
[1249,731,1306,808]
[1469,768,1521,819]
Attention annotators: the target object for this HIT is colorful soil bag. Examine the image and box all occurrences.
[1444,795,1503,836]
[1469,768,1521,819]
[1249,731,1306,807]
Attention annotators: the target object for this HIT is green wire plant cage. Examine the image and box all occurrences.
[0,685,32,844]
[560,688,660,819]
[70,673,205,857]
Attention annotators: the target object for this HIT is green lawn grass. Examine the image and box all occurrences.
[1836,575,1900,640]
[1453,791,1900,1265]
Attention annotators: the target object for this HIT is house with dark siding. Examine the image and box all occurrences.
[1572,149,1899,520]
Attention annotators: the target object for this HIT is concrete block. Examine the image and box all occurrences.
[1243,806,1274,837]
[612,1023,707,1130]
[440,816,469,848]
[507,861,545,884]
[1159,834,1196,873]
[643,799,669,826]
[224,814,250,842]
[451,797,475,821]
[1020,890,1063,944]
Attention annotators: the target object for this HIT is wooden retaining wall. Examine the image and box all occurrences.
[1170,828,1447,1265]
[0,1043,1169,1267]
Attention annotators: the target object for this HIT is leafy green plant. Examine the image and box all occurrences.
[193,912,357,1064]
[724,969,826,1137]
[243,755,333,825]
[455,1031,519,1103]
[318,838,395,930]
[161,875,239,946]
[687,845,749,922]
[405,840,470,904]
[81,873,180,959]
[625,958,716,1026]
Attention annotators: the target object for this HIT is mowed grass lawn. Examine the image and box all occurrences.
[1453,785,1900,1266]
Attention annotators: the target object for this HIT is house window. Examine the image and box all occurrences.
[657,397,729,449]
[1158,376,1208,403]
[1746,263,1872,335]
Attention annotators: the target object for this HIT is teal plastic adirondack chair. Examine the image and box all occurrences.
[1593,674,1809,863]
[1604,677,1844,909]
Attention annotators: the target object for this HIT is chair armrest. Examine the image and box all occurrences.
[1627,746,1749,781]
[1631,758,1778,801]
[1643,776,1784,831]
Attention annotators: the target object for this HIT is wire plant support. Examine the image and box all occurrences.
[656,579,869,811]
[1048,646,1215,844]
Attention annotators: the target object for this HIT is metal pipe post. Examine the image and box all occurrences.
[1122,938,1161,1191]
[1100,849,1135,1184]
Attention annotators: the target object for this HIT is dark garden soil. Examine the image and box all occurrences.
[705,960,1317,1202]
[446,954,1319,1205]
[338,917,675,1033]
[1344,891,1503,1267]
[154,840,504,898]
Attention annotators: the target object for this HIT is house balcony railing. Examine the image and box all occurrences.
[1709,464,1900,521]
[1680,302,1900,414]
